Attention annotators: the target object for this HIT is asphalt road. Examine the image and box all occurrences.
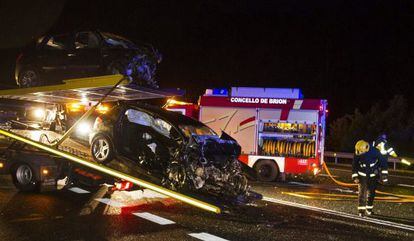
[0,167,413,241]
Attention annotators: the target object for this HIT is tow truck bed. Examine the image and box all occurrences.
[0,75,222,213]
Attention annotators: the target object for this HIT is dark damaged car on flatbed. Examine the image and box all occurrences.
[15,30,161,88]
[89,102,258,202]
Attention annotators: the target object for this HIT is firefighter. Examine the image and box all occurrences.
[352,140,388,216]
[373,134,394,185]
[373,134,397,158]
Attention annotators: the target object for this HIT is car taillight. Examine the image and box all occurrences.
[16,53,23,63]
[93,116,103,129]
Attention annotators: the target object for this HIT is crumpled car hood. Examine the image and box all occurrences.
[192,134,241,165]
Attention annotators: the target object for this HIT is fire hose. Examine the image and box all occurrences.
[322,162,414,200]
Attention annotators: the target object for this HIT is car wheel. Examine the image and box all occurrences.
[254,159,279,182]
[91,134,114,164]
[11,163,40,192]
[18,68,41,87]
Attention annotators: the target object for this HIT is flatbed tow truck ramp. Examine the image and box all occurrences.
[0,74,221,214]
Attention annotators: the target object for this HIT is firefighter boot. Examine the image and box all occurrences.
[358,207,366,217]
[365,206,374,216]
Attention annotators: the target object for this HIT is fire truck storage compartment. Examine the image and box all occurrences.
[258,109,318,159]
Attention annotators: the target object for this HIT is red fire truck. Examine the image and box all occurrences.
[167,87,328,182]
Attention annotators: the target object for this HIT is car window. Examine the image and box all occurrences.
[125,109,172,138]
[101,32,136,49]
[179,124,217,138]
[44,34,72,50]
[126,109,152,126]
[75,32,100,49]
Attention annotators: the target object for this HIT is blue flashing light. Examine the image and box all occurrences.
[212,88,228,96]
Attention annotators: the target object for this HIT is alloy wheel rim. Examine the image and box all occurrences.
[94,139,109,161]
[21,70,37,86]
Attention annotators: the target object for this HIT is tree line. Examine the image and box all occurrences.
[327,95,414,157]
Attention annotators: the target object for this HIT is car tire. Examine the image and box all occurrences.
[11,163,40,192]
[18,68,41,87]
[254,159,279,182]
[91,134,114,164]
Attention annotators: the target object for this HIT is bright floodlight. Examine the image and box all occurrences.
[34,108,45,119]
[76,122,91,136]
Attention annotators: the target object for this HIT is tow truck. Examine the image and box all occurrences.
[0,74,222,214]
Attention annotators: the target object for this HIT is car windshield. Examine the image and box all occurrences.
[179,124,217,139]
[101,32,136,49]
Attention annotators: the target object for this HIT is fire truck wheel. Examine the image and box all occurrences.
[254,160,279,182]
[91,134,114,164]
[11,163,40,192]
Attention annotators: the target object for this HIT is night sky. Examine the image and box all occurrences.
[1,0,414,120]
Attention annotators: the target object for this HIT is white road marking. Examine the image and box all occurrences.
[68,187,90,194]
[133,212,175,225]
[397,184,414,188]
[318,173,338,178]
[288,182,313,187]
[95,198,125,208]
[263,196,414,232]
[188,232,229,241]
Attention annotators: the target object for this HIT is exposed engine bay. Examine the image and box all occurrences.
[165,134,249,199]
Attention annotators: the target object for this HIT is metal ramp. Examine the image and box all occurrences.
[0,74,172,103]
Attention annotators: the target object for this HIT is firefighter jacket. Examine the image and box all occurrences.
[352,145,388,180]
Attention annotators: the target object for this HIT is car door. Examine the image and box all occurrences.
[38,34,74,82]
[71,31,102,77]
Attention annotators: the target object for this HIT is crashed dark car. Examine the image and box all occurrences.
[89,103,250,200]
[15,30,161,88]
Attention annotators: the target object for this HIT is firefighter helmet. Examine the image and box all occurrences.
[374,134,387,147]
[355,140,370,155]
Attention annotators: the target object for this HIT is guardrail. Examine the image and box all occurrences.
[324,151,404,170]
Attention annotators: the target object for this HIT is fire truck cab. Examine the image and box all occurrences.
[169,87,328,182]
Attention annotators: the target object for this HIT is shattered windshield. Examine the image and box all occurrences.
[101,32,136,49]
[126,109,172,137]
[179,124,217,139]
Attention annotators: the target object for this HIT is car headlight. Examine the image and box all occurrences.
[33,108,45,119]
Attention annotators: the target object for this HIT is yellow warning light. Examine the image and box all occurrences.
[164,98,192,107]
[42,169,49,175]
[68,103,84,112]
[0,162,4,168]
[96,104,109,114]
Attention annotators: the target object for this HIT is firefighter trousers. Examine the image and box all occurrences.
[358,176,378,212]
